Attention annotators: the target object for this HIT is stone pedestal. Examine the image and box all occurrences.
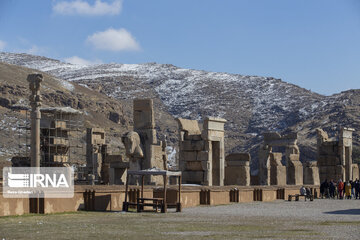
[225,153,250,186]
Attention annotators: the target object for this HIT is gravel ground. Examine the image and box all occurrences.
[0,199,359,240]
[183,199,360,221]
[179,199,360,239]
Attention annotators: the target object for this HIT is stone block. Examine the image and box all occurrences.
[133,99,153,111]
[182,171,204,184]
[226,153,250,162]
[202,130,224,141]
[134,110,155,129]
[181,151,198,161]
[184,133,202,141]
[137,129,157,144]
[104,154,123,163]
[176,118,201,135]
[288,154,300,162]
[226,161,249,166]
[203,117,226,131]
[225,165,250,186]
[149,144,164,169]
[317,155,340,166]
[197,151,209,161]
[186,161,208,171]
[181,140,205,151]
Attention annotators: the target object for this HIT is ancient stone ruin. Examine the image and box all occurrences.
[316,127,359,182]
[259,132,303,186]
[86,128,107,183]
[27,73,42,168]
[303,161,320,185]
[177,117,226,186]
[86,127,128,185]
[122,99,167,185]
[225,153,250,186]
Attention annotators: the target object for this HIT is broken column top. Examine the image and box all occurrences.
[133,99,155,129]
[133,99,153,111]
[176,118,201,135]
[203,117,226,131]
[27,73,43,106]
[27,73,43,87]
[340,127,355,138]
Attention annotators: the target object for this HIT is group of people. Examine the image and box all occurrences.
[320,179,360,199]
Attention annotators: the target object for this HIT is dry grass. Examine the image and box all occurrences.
[0,210,324,240]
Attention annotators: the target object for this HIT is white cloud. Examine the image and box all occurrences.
[53,0,122,16]
[64,56,102,65]
[86,28,140,51]
[25,45,47,55]
[0,40,6,51]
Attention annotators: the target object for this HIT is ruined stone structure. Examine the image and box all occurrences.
[317,128,359,182]
[177,117,226,186]
[122,99,167,185]
[107,155,129,185]
[225,153,250,186]
[303,161,320,185]
[259,132,303,186]
[269,152,286,186]
[27,73,42,168]
[86,128,107,182]
[258,144,271,185]
[86,127,129,184]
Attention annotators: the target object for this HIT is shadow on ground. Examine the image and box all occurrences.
[324,209,360,215]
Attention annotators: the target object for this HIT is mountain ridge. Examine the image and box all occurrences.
[0,52,359,169]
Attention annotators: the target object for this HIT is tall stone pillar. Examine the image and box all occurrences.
[27,74,43,168]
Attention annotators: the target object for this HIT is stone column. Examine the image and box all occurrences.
[27,74,43,168]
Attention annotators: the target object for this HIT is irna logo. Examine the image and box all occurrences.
[3,167,74,198]
[7,173,69,188]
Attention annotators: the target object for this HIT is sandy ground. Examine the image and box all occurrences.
[0,199,359,239]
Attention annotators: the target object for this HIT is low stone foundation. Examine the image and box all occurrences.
[0,185,320,216]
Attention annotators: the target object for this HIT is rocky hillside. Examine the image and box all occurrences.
[0,52,359,169]
[0,61,133,163]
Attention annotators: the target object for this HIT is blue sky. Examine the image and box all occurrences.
[0,0,359,95]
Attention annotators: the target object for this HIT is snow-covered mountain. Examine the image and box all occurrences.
[1,52,359,166]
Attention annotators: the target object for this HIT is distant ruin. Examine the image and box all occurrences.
[177,117,226,186]
[259,132,303,186]
[225,153,250,186]
[317,128,359,182]
[122,99,167,185]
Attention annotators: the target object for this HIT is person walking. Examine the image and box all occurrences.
[337,179,344,199]
[355,179,359,199]
[329,180,335,199]
[350,180,355,199]
[345,181,352,199]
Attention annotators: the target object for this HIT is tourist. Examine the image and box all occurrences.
[355,179,359,199]
[345,181,352,199]
[337,179,344,199]
[300,186,306,196]
[320,180,325,198]
[329,179,335,199]
[350,180,355,199]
